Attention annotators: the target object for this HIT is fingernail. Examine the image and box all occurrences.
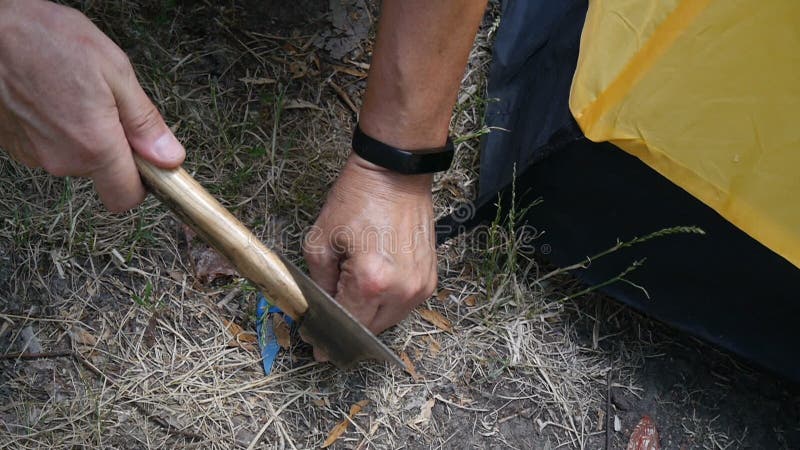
[152,132,184,163]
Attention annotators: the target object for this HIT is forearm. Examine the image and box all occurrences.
[360,0,488,150]
[307,1,485,335]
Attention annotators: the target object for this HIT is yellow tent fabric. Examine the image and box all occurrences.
[569,0,800,268]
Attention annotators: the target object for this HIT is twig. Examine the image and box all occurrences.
[247,390,307,449]
[1,350,74,360]
[328,80,359,116]
[217,286,243,308]
[434,394,490,412]
[605,366,613,450]
[498,407,533,424]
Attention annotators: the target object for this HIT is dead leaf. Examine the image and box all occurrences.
[289,61,307,78]
[69,325,97,346]
[409,398,435,426]
[596,408,605,432]
[167,270,185,282]
[184,225,238,284]
[400,351,421,381]
[272,315,291,349]
[417,308,453,332]
[425,335,441,355]
[322,399,369,448]
[343,58,370,70]
[143,312,160,348]
[627,416,660,450]
[224,320,257,352]
[463,295,477,307]
[311,397,330,408]
[331,64,368,78]
[435,289,451,302]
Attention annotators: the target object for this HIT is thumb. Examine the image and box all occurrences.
[109,69,185,168]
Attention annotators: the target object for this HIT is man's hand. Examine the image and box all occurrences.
[0,0,184,212]
[304,0,487,343]
[304,154,437,341]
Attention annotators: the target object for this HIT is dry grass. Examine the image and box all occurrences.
[1,1,797,449]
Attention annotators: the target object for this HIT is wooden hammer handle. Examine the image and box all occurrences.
[134,155,308,319]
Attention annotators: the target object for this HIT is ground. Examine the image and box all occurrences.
[1,1,798,449]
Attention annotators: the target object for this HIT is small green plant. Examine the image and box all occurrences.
[223,165,255,199]
[480,165,541,299]
[126,210,156,260]
[57,176,73,208]
[132,280,155,309]
[12,204,32,245]
[453,126,492,144]
[247,146,267,158]
[536,225,707,304]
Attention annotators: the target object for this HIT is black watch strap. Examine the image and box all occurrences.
[351,124,455,174]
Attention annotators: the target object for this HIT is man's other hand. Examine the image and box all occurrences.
[0,0,184,212]
[303,154,437,351]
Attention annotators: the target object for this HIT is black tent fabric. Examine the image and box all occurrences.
[438,0,800,382]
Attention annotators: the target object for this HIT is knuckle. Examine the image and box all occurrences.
[125,104,162,136]
[301,242,316,260]
[73,140,112,170]
[422,274,438,298]
[302,228,327,262]
[40,158,70,177]
[407,274,434,302]
[302,247,325,268]
[397,272,436,306]
[79,142,106,166]
[65,122,118,166]
[110,47,133,72]
[401,285,420,303]
[359,268,392,298]
[54,4,89,25]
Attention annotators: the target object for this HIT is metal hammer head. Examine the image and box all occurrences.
[278,254,404,369]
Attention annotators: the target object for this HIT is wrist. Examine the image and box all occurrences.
[347,152,433,196]
[351,123,454,175]
[357,110,451,152]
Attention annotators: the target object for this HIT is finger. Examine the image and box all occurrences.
[298,327,331,362]
[6,148,38,168]
[334,258,381,329]
[5,136,39,168]
[305,255,381,361]
[313,347,329,362]
[368,302,415,335]
[90,136,145,212]
[303,230,341,297]
[107,65,185,168]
